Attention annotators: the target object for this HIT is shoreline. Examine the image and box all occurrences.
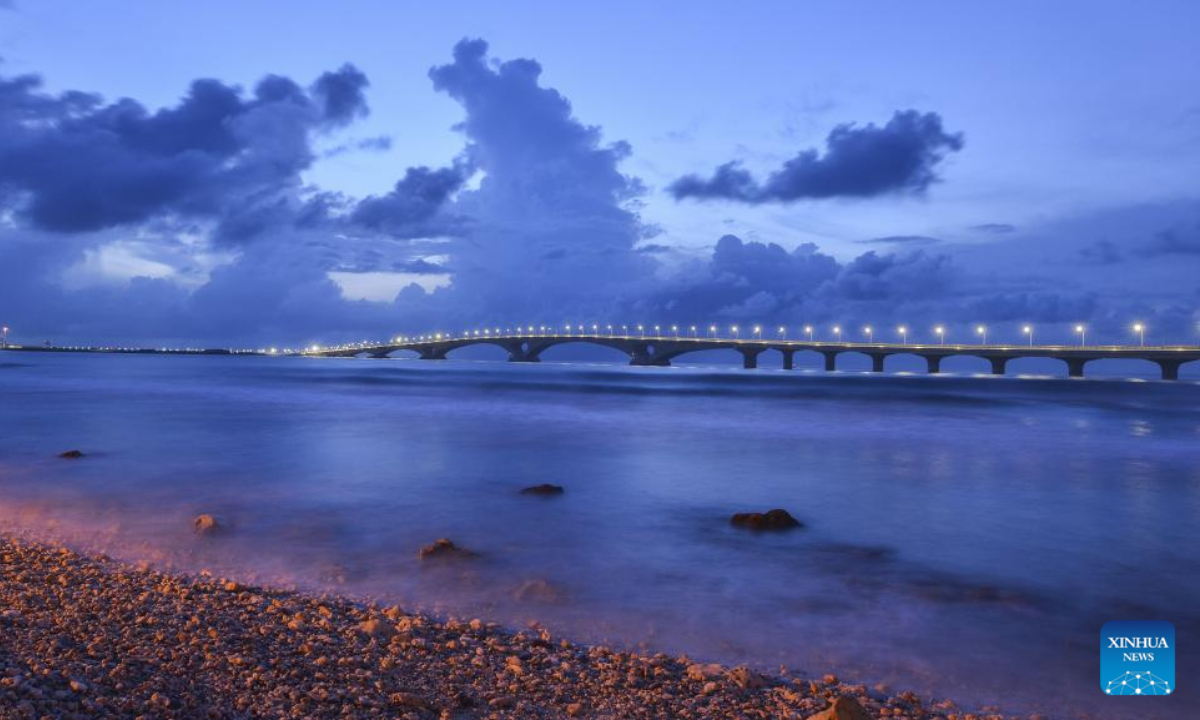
[0,535,1036,720]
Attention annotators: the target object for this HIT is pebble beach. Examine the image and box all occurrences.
[0,534,1041,720]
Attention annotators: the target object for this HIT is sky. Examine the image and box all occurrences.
[1,1,1198,348]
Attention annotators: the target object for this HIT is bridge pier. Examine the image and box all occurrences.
[1065,358,1088,378]
[1157,360,1183,381]
[868,354,887,373]
[922,355,942,374]
[987,357,1008,376]
[740,348,763,369]
[822,351,839,372]
[781,350,795,370]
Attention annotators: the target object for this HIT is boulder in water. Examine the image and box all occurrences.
[418,538,476,561]
[193,514,222,536]
[730,508,803,531]
[520,483,565,496]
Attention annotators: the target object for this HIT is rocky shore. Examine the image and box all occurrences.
[0,535,1039,720]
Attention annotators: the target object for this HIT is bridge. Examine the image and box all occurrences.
[304,331,1200,380]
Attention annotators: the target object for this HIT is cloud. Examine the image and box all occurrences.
[350,164,470,236]
[970,222,1016,234]
[1142,222,1200,255]
[855,235,941,246]
[669,110,963,204]
[1078,239,1122,265]
[0,65,373,241]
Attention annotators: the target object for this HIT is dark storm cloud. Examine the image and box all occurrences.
[350,165,470,236]
[669,110,964,204]
[0,65,369,239]
[1142,222,1200,255]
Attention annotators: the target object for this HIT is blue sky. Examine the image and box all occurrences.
[1,1,1198,346]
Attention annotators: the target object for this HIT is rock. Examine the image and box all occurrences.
[58,450,85,459]
[359,617,396,640]
[513,578,567,604]
[418,538,477,561]
[727,665,768,689]
[566,702,584,716]
[388,691,429,709]
[730,508,803,531]
[806,696,872,720]
[686,663,723,682]
[520,483,565,496]
[193,514,222,536]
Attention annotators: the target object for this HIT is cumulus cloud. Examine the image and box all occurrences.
[669,110,963,204]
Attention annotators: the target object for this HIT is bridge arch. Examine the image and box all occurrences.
[536,339,634,364]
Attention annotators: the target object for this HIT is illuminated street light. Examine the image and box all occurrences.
[671,324,679,338]
[689,325,697,338]
[753,325,762,339]
[864,325,873,342]
[638,324,645,338]
[833,325,842,342]
[898,325,908,343]
[778,326,786,339]
[592,324,598,335]
[1133,322,1145,347]
[622,324,629,336]
[709,325,717,338]
[935,326,945,345]
[1075,324,1086,346]
[731,325,740,339]
[607,324,614,336]
[1022,325,1033,346]
[654,324,661,337]
[976,325,987,345]
[2,325,10,347]
[805,325,814,341]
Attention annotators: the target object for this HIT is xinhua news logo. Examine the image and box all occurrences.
[1101,621,1175,697]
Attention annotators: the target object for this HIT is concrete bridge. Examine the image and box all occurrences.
[304,332,1200,380]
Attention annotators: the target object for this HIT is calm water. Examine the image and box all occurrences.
[1,352,1198,719]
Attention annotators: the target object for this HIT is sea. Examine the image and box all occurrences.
[1,350,1197,719]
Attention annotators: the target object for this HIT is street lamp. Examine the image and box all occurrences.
[805,325,814,341]
[654,324,661,338]
[689,325,697,338]
[622,324,628,336]
[1075,324,1086,346]
[934,326,945,345]
[898,325,908,344]
[731,325,740,339]
[638,324,645,338]
[1133,322,1145,347]
[778,326,786,340]
[1022,325,1033,346]
[864,325,873,342]
[607,324,614,336]
[709,325,717,338]
[1,325,8,348]
[672,324,679,338]
[753,325,762,339]
[833,325,842,342]
[976,325,987,345]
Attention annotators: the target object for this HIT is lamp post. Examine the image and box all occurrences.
[638,324,645,338]
[690,325,697,338]
[1075,324,1086,347]
[1133,322,1145,347]
[976,325,987,345]
[731,325,739,339]
[833,325,842,342]
[1023,325,1033,346]
[935,326,945,346]
[672,325,679,338]
[778,326,786,340]
[898,325,908,344]
[607,324,613,337]
[864,325,873,342]
[709,325,717,339]
[805,325,814,342]
[1,325,7,348]
[753,325,762,340]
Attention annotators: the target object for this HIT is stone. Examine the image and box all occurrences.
[686,663,723,681]
[418,538,477,561]
[193,514,222,536]
[727,665,768,689]
[360,618,395,640]
[730,508,803,531]
[520,483,565,496]
[513,578,567,604]
[806,696,872,720]
[58,450,85,459]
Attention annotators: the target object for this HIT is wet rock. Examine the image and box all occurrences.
[193,514,222,536]
[730,508,803,531]
[58,450,85,459]
[360,617,395,640]
[686,662,723,681]
[727,665,768,689]
[520,483,565,496]
[418,538,477,561]
[512,578,568,604]
[806,696,872,720]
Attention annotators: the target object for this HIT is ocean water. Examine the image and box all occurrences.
[1,352,1197,719]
